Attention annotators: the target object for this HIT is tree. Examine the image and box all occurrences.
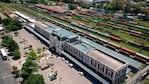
[104,3,114,11]
[63,0,74,3]
[14,31,19,36]
[27,0,38,4]
[68,4,77,10]
[39,0,47,5]
[37,47,42,54]
[12,50,20,60]
[2,18,11,25]
[111,0,126,10]
[2,18,22,31]
[12,65,18,74]
[12,66,20,78]
[11,20,22,30]
[80,3,91,9]
[29,45,32,50]
[2,35,19,51]
[0,0,11,3]
[21,58,38,78]
[27,50,38,60]
[24,74,45,84]
[42,46,45,51]
[0,17,2,24]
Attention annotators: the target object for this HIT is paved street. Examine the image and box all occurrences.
[0,57,17,84]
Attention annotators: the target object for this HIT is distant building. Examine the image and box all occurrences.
[75,0,112,4]
[34,4,71,15]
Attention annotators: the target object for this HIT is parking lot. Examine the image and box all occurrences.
[38,52,92,84]
[7,28,46,69]
[6,28,92,84]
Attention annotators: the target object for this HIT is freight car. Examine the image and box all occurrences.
[135,53,149,64]
[109,35,122,42]
[47,18,149,64]
[120,47,135,56]
[105,22,142,38]
[71,22,110,38]
[106,42,121,51]
[127,40,142,47]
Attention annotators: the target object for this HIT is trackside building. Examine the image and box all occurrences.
[32,22,128,84]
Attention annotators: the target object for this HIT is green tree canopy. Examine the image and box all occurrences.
[2,36,19,51]
[63,0,74,3]
[24,74,45,84]
[0,0,11,3]
[27,50,38,60]
[68,4,77,10]
[2,18,11,25]
[21,58,38,78]
[12,50,20,60]
[2,18,22,31]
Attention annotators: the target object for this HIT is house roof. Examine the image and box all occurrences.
[35,4,67,13]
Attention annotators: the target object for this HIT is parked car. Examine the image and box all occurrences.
[68,63,73,68]
[61,57,65,61]
[78,71,84,76]
[40,65,49,70]
[65,60,69,64]
[49,73,57,81]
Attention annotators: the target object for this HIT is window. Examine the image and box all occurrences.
[111,72,113,78]
[98,64,100,69]
[107,72,110,77]
[99,64,103,71]
[90,59,93,65]
[106,68,108,75]
[102,66,104,72]
[86,56,90,63]
[94,61,97,67]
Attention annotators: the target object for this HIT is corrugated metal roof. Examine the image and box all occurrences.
[81,38,142,68]
[53,28,75,38]
[44,22,76,39]
[73,42,94,52]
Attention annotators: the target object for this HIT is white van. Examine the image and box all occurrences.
[0,48,7,60]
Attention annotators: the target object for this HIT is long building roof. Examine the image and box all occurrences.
[34,4,67,13]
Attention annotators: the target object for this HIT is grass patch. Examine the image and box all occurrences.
[144,78,149,84]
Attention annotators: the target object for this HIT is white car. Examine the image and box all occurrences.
[68,63,73,68]
[78,71,84,76]
[61,57,65,61]
[65,60,69,64]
